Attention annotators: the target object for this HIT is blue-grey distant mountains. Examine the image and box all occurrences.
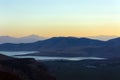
[0,37,120,58]
[0,35,118,44]
[0,37,104,51]
[0,35,46,44]
[87,35,118,41]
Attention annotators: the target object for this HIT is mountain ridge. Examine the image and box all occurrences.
[0,37,120,58]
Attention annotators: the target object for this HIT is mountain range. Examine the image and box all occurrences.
[0,37,120,58]
[0,35,46,44]
[0,35,118,44]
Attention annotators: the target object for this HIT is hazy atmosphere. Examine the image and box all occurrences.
[0,0,120,37]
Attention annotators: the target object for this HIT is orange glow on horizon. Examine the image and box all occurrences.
[1,23,120,37]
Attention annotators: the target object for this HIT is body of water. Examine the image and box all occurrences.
[0,51,105,61]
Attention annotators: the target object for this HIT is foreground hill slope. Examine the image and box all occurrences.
[0,54,55,80]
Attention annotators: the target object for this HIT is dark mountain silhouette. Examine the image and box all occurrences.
[1,37,120,58]
[0,54,56,80]
[0,37,104,51]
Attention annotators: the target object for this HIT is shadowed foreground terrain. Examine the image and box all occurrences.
[44,59,120,80]
[1,53,120,80]
[0,54,56,80]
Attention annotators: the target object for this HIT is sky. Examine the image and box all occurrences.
[0,0,120,37]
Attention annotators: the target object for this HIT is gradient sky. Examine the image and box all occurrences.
[0,0,120,37]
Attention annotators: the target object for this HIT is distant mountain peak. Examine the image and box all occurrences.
[24,34,40,38]
[87,35,118,41]
[0,35,46,44]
